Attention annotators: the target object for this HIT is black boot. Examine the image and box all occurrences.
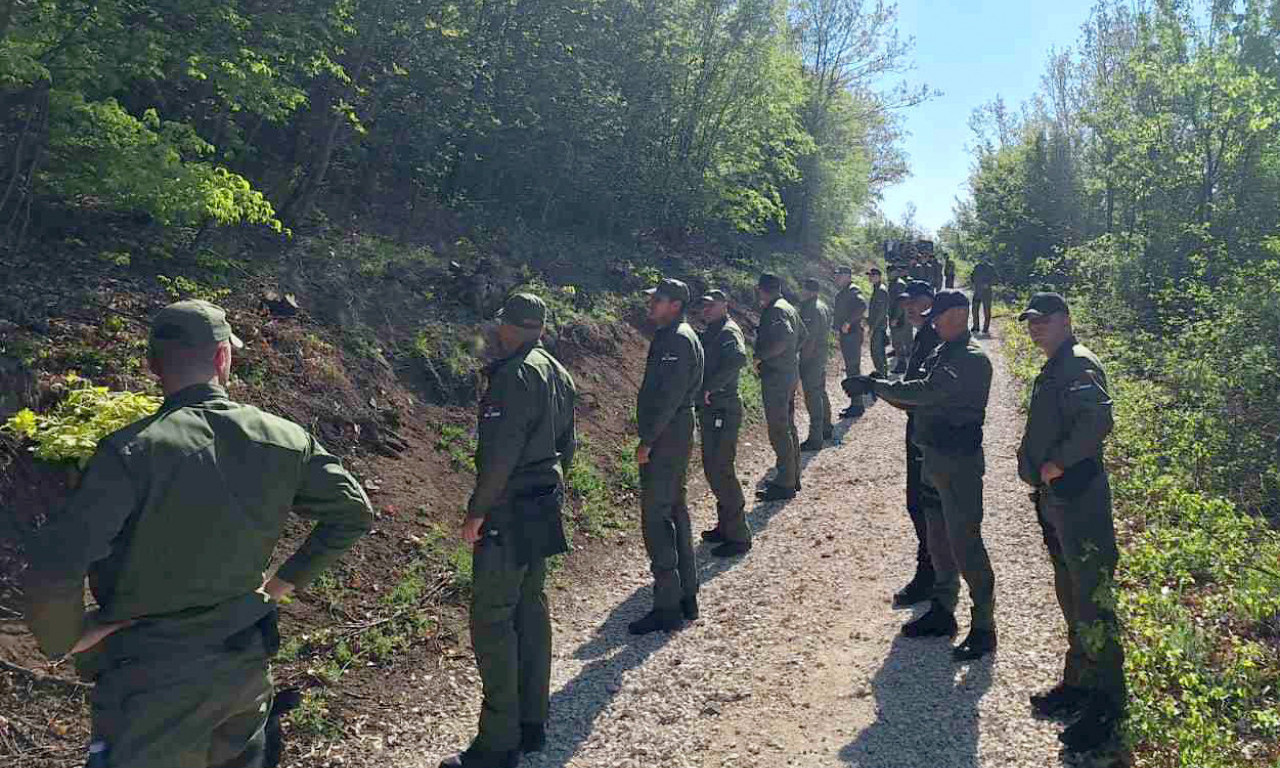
[701,527,726,544]
[839,403,865,419]
[519,723,545,754]
[1030,683,1090,720]
[680,595,699,621]
[439,747,519,768]
[799,438,824,452]
[952,628,998,661]
[1059,698,1122,752]
[901,602,958,638]
[823,425,834,440]
[628,608,684,635]
[892,565,935,608]
[755,483,796,502]
[711,540,751,558]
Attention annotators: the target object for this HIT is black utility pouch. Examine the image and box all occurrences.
[1049,457,1100,500]
[513,485,569,565]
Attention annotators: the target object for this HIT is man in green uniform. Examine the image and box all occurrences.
[1016,293,1126,753]
[831,265,867,419]
[969,259,996,334]
[631,278,705,634]
[444,293,578,768]
[866,267,890,375]
[944,257,956,289]
[797,278,833,452]
[887,265,914,376]
[847,290,997,661]
[891,280,942,608]
[930,257,945,291]
[754,273,805,501]
[696,289,751,558]
[24,300,373,768]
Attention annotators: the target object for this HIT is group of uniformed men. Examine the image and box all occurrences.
[22,259,1126,768]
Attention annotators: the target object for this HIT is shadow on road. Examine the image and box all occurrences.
[838,635,995,768]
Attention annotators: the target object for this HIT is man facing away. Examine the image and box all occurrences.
[24,300,373,768]
[753,272,805,502]
[887,265,915,375]
[970,259,997,335]
[444,293,577,768]
[866,267,890,375]
[849,290,998,662]
[1016,292,1126,755]
[696,289,752,558]
[831,264,867,419]
[631,278,705,634]
[797,277,834,452]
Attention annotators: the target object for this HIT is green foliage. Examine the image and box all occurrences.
[564,436,629,538]
[434,423,476,473]
[157,274,231,303]
[2,374,162,467]
[288,690,339,738]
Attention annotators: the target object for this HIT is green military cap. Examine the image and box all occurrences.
[150,300,244,350]
[1018,292,1070,320]
[496,292,547,329]
[867,266,882,276]
[699,288,729,304]
[756,272,783,293]
[802,277,822,291]
[645,278,691,305]
[832,265,853,276]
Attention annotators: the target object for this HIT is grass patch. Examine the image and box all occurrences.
[288,689,340,738]
[435,423,477,472]
[999,312,1280,768]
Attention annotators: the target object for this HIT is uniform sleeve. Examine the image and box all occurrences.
[873,351,969,407]
[23,445,137,658]
[639,335,696,448]
[465,370,537,519]
[703,329,746,394]
[799,308,820,359]
[276,438,374,587]
[754,307,790,362]
[1047,367,1113,469]
[558,375,578,477]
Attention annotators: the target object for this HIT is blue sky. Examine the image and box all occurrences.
[877,0,1097,233]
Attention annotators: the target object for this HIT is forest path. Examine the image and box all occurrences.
[400,331,1073,768]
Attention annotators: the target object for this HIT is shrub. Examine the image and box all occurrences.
[2,374,162,467]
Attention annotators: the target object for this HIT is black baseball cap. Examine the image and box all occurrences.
[699,288,729,304]
[645,278,691,305]
[1018,292,1070,320]
[922,290,969,319]
[495,292,547,329]
[802,277,822,291]
[150,300,244,351]
[757,273,783,293]
[899,280,935,301]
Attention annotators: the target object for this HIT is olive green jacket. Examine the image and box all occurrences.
[1017,337,1113,486]
[755,297,805,378]
[887,277,907,328]
[637,319,705,448]
[832,285,866,334]
[971,262,996,289]
[700,317,747,409]
[867,283,889,330]
[468,342,577,520]
[23,384,373,659]
[798,297,832,367]
[872,332,992,450]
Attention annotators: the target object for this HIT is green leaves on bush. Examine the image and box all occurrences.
[2,374,162,467]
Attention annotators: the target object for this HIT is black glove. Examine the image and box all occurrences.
[841,375,874,398]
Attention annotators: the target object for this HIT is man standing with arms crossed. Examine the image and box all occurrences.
[631,278,705,634]
[697,289,751,558]
[1017,293,1126,754]
[24,300,373,768]
[848,291,997,661]
[866,267,890,375]
[754,273,805,501]
[831,265,867,419]
[798,277,833,452]
[444,293,577,768]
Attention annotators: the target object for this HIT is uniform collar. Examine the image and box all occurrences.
[1047,335,1078,367]
[943,329,973,348]
[706,316,728,332]
[655,316,685,334]
[486,340,540,375]
[162,383,229,410]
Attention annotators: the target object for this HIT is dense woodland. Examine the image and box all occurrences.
[0,0,927,255]
[947,2,1280,764]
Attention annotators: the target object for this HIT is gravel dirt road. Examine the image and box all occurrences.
[398,333,1077,768]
